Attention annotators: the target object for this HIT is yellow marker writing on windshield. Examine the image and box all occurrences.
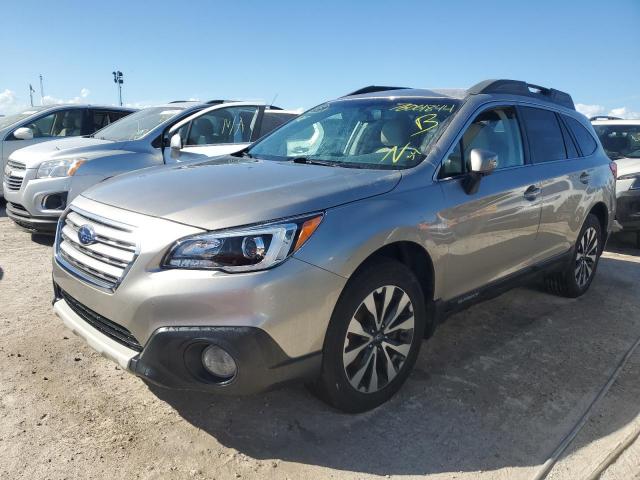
[381,143,421,164]
[391,103,455,113]
[411,113,439,137]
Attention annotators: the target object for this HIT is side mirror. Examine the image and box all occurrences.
[170,133,182,150]
[462,148,498,195]
[13,127,34,140]
[469,148,498,174]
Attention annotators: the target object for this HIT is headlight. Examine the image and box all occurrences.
[164,213,323,272]
[618,173,640,190]
[36,158,86,179]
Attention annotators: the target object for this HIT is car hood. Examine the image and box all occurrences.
[83,157,402,230]
[9,137,136,168]
[615,157,640,177]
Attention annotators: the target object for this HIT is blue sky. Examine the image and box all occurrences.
[1,0,639,118]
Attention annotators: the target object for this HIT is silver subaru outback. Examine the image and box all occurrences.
[52,80,616,412]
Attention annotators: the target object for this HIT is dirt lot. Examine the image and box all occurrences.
[1,198,639,480]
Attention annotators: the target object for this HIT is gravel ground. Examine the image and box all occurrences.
[1,198,639,480]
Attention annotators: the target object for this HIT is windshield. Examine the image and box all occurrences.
[593,124,640,159]
[247,98,460,169]
[0,109,44,130]
[93,106,185,141]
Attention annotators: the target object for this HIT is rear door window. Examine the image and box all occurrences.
[565,116,598,156]
[90,110,110,132]
[520,107,566,163]
[108,110,132,123]
[259,112,296,138]
[89,110,134,134]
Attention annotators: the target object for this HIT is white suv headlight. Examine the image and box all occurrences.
[164,214,323,272]
[36,158,86,179]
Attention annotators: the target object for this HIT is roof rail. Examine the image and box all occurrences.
[168,100,189,103]
[468,79,575,110]
[589,115,623,121]
[266,105,283,110]
[344,86,408,97]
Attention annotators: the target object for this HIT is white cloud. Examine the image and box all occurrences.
[576,103,640,120]
[124,101,153,109]
[0,88,94,115]
[42,87,90,106]
[575,103,605,118]
[0,89,19,114]
[609,107,640,120]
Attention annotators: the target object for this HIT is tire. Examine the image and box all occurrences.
[545,213,602,298]
[311,259,427,413]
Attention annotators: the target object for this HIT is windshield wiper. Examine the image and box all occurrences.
[290,157,339,167]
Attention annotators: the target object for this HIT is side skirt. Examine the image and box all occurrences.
[431,249,573,327]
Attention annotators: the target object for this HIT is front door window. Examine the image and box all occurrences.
[184,106,259,146]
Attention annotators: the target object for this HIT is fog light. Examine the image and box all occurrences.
[42,192,68,210]
[202,345,237,379]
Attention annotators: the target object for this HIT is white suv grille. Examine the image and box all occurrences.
[4,160,26,191]
[55,207,138,291]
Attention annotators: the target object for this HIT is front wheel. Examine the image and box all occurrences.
[545,214,603,298]
[311,260,426,413]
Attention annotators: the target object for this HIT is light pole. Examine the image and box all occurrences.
[39,74,45,105]
[112,70,124,106]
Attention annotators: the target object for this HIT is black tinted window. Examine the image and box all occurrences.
[565,116,598,156]
[559,118,579,158]
[90,110,109,132]
[110,110,132,122]
[259,112,296,138]
[520,107,566,162]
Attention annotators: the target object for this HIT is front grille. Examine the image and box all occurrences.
[55,207,138,291]
[4,160,26,191]
[61,290,142,351]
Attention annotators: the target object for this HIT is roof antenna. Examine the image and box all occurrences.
[269,93,279,108]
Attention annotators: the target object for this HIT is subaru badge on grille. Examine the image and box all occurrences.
[78,225,96,245]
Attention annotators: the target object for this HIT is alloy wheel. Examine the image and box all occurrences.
[342,285,415,394]
[575,226,598,288]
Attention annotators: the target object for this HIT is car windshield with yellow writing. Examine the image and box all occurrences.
[246,98,460,169]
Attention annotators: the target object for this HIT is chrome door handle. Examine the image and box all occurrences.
[580,171,591,184]
[524,185,541,201]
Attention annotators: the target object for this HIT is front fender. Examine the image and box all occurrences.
[293,184,449,300]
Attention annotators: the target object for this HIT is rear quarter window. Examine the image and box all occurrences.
[565,116,598,156]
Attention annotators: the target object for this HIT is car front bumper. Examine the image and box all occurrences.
[51,197,346,393]
[53,286,322,394]
[3,170,69,232]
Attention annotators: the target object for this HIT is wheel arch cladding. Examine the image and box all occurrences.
[589,201,609,247]
[351,241,436,336]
